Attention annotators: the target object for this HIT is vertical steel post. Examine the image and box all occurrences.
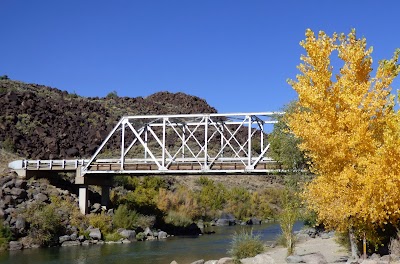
[220,123,224,158]
[260,122,264,154]
[162,118,166,169]
[121,121,125,170]
[182,125,185,159]
[144,125,148,162]
[204,116,208,170]
[248,115,252,168]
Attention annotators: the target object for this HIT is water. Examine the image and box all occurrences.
[0,222,303,264]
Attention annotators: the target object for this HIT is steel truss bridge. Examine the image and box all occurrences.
[9,112,282,177]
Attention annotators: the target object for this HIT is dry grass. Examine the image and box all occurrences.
[0,148,22,174]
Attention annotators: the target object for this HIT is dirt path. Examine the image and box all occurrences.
[265,236,349,263]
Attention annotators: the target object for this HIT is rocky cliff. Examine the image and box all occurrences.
[0,79,217,159]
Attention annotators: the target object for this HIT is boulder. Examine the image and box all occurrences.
[246,217,261,225]
[158,231,168,239]
[190,260,204,264]
[119,229,136,241]
[15,216,26,230]
[61,241,81,247]
[217,258,234,264]
[34,193,48,203]
[286,255,303,263]
[91,203,101,213]
[10,188,27,199]
[144,227,153,236]
[170,261,178,264]
[88,228,102,240]
[59,235,71,244]
[9,241,22,250]
[204,261,218,264]
[302,253,327,264]
[241,253,275,264]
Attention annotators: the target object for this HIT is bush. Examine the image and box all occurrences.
[113,204,140,230]
[165,210,193,227]
[24,202,64,246]
[1,138,15,152]
[136,232,146,241]
[104,232,124,242]
[0,220,11,250]
[228,229,264,261]
[87,212,112,235]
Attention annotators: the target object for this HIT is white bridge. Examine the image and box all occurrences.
[9,112,282,213]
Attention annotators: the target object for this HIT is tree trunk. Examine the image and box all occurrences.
[349,228,359,258]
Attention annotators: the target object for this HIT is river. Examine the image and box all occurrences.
[0,222,303,264]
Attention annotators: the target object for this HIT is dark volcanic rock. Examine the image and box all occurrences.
[0,80,218,159]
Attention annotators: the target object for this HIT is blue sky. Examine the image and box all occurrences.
[1,1,399,113]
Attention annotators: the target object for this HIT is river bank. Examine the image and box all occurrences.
[0,223,301,264]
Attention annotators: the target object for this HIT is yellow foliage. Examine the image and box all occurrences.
[287,29,400,236]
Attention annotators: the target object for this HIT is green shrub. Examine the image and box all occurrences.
[1,138,15,152]
[106,90,118,99]
[87,212,112,235]
[164,210,192,227]
[0,220,12,250]
[136,232,146,241]
[228,229,264,261]
[104,232,124,242]
[113,204,140,229]
[24,202,64,246]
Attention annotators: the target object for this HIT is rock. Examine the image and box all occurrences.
[241,253,275,264]
[14,180,27,189]
[91,203,101,213]
[15,216,26,230]
[144,227,153,236]
[286,255,303,263]
[217,258,234,264]
[170,261,178,264]
[204,261,218,264]
[360,260,378,264]
[119,229,136,241]
[191,260,204,264]
[346,256,360,264]
[10,188,27,199]
[34,193,48,203]
[121,239,131,244]
[70,233,77,241]
[59,235,71,244]
[82,240,90,246]
[370,253,380,260]
[216,213,236,226]
[61,241,81,247]
[246,217,262,225]
[302,253,327,264]
[158,231,168,239]
[88,228,102,240]
[216,219,233,226]
[9,241,22,250]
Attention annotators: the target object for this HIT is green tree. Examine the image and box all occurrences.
[269,102,308,172]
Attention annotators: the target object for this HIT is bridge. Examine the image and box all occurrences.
[8,112,282,213]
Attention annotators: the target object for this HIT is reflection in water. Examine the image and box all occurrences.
[0,222,303,264]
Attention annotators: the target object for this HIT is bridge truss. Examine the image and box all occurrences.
[81,112,282,176]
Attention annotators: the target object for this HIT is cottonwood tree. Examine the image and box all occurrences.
[287,29,400,255]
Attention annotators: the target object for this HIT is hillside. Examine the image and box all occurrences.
[0,79,217,159]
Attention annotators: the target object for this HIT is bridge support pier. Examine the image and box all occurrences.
[78,186,88,214]
[101,186,110,209]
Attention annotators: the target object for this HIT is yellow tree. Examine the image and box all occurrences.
[287,29,400,251]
